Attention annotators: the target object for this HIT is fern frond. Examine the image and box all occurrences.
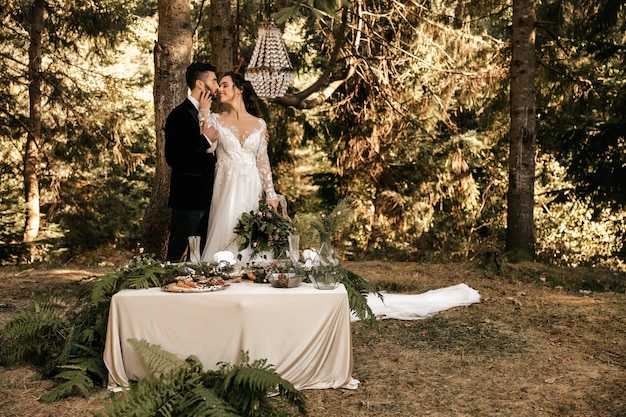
[341,267,380,328]
[99,347,307,417]
[68,298,111,352]
[0,284,112,399]
[98,347,227,417]
[100,372,189,417]
[324,198,352,237]
[218,352,307,416]
[178,385,241,417]
[67,350,109,385]
[0,293,70,366]
[90,255,181,303]
[128,338,188,378]
[293,198,352,244]
[90,272,122,303]
[39,365,95,403]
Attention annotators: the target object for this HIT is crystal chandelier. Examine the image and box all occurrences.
[245,21,294,99]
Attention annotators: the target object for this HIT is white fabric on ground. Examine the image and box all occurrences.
[351,283,481,321]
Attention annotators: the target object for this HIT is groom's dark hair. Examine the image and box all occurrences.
[185,62,217,90]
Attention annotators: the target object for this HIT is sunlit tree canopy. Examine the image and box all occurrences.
[0,0,624,271]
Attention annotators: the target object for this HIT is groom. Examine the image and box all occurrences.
[164,62,220,262]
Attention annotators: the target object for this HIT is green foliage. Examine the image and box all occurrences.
[217,351,306,416]
[278,0,512,262]
[0,293,71,371]
[127,339,187,379]
[89,254,179,302]
[0,254,374,407]
[233,199,293,259]
[179,386,241,417]
[267,0,626,271]
[0,0,155,265]
[100,369,211,417]
[55,173,152,254]
[0,150,26,263]
[534,155,625,272]
[535,0,626,210]
[100,344,307,417]
[0,286,111,402]
[341,267,379,328]
[0,255,183,400]
[293,198,352,245]
[39,363,98,403]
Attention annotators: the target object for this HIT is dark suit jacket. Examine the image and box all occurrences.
[164,98,217,210]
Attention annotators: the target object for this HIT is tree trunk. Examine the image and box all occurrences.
[506,0,537,260]
[23,0,45,244]
[141,0,193,259]
[210,0,234,73]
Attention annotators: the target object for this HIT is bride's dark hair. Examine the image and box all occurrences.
[223,71,262,118]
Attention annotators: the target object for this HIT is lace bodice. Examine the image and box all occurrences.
[205,113,277,200]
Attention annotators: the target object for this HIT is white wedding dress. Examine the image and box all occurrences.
[201,113,277,263]
[350,283,481,321]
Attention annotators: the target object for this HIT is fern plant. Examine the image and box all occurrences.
[1,292,80,373]
[0,253,376,405]
[293,198,352,248]
[89,254,183,302]
[99,340,307,417]
[0,255,185,401]
[340,266,381,328]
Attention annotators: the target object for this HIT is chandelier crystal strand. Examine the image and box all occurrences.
[246,21,295,99]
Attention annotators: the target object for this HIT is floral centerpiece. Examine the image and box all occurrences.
[233,199,293,260]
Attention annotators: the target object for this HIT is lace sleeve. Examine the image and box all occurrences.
[198,109,216,128]
[199,111,218,153]
[256,122,277,200]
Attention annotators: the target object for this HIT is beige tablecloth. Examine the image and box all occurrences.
[103,283,358,390]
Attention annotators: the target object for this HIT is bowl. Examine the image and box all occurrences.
[269,272,303,288]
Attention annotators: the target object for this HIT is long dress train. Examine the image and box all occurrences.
[200,113,277,264]
[350,283,481,321]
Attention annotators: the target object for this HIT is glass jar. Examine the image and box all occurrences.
[310,240,341,290]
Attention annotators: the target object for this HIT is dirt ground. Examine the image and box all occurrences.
[0,260,625,417]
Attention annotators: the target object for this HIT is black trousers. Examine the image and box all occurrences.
[166,209,209,263]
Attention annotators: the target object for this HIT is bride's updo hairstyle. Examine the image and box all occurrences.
[223,71,262,118]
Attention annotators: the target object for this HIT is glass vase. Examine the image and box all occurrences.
[287,234,300,265]
[310,240,341,290]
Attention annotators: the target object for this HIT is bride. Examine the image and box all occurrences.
[200,72,279,263]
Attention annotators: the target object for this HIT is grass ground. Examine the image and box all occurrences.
[1,259,625,417]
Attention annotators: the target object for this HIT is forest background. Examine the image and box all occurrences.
[0,0,624,272]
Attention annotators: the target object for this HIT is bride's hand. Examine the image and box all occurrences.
[202,124,218,140]
[266,198,279,211]
[205,138,218,153]
[199,90,212,110]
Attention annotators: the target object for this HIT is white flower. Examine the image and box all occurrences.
[213,251,236,266]
[302,248,317,269]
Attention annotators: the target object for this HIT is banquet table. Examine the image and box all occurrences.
[103,282,358,391]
